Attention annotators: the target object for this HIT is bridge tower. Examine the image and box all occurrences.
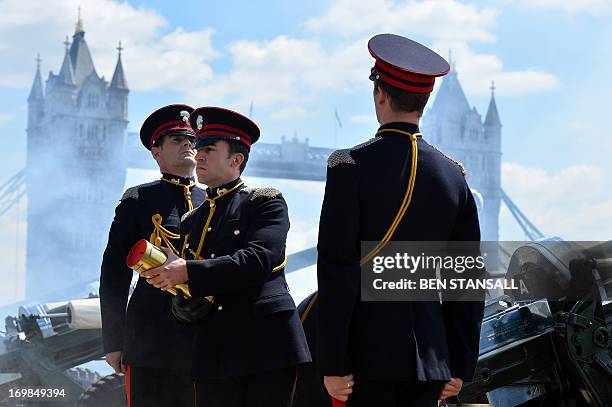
[25,14,129,298]
[422,61,502,241]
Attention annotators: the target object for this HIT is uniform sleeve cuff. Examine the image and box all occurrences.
[186,260,205,298]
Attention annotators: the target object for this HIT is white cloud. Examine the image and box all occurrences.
[517,0,612,15]
[0,0,559,111]
[184,35,370,110]
[501,162,612,240]
[492,69,559,96]
[305,1,558,99]
[0,113,15,122]
[304,0,498,43]
[0,0,217,92]
[432,40,559,96]
[433,41,559,96]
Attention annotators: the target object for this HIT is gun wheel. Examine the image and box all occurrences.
[77,373,126,407]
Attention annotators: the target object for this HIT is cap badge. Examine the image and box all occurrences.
[196,115,204,130]
[180,110,190,123]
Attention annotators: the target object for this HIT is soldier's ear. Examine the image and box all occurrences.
[151,146,161,161]
[375,85,388,106]
[232,153,245,169]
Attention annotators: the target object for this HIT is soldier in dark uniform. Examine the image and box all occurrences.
[99,104,206,406]
[141,107,311,407]
[316,34,485,407]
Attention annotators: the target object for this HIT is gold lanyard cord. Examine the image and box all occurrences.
[192,181,245,260]
[300,292,318,323]
[149,213,180,254]
[160,177,195,211]
[360,129,421,266]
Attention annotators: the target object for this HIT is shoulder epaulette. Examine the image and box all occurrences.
[430,145,466,176]
[241,187,283,200]
[120,180,160,201]
[327,137,382,168]
[121,186,139,201]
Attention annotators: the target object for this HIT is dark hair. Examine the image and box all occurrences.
[374,81,430,116]
[226,140,249,174]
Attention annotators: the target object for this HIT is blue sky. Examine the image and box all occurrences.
[0,0,611,305]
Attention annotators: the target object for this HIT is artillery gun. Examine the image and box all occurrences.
[294,240,612,407]
[0,297,125,406]
[457,240,612,406]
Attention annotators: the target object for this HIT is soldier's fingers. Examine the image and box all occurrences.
[335,388,353,396]
[448,382,461,392]
[335,381,354,392]
[156,279,172,289]
[140,268,159,278]
[145,275,160,285]
[330,382,353,394]
[149,276,166,288]
[332,394,349,402]
[440,386,458,398]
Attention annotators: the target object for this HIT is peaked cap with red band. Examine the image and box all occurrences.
[140,104,196,150]
[190,106,260,151]
[368,34,450,94]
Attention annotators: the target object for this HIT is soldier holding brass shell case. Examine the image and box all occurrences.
[141,106,310,407]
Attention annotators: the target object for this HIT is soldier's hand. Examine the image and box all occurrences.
[439,377,463,399]
[324,374,354,402]
[105,351,126,374]
[142,247,188,290]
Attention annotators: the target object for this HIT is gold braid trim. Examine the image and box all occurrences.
[149,214,180,254]
[147,214,191,298]
[272,254,287,272]
[360,129,421,266]
[183,181,287,305]
[160,177,195,211]
[192,181,245,260]
[300,292,318,323]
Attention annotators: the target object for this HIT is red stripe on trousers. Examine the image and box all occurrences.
[126,365,131,407]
